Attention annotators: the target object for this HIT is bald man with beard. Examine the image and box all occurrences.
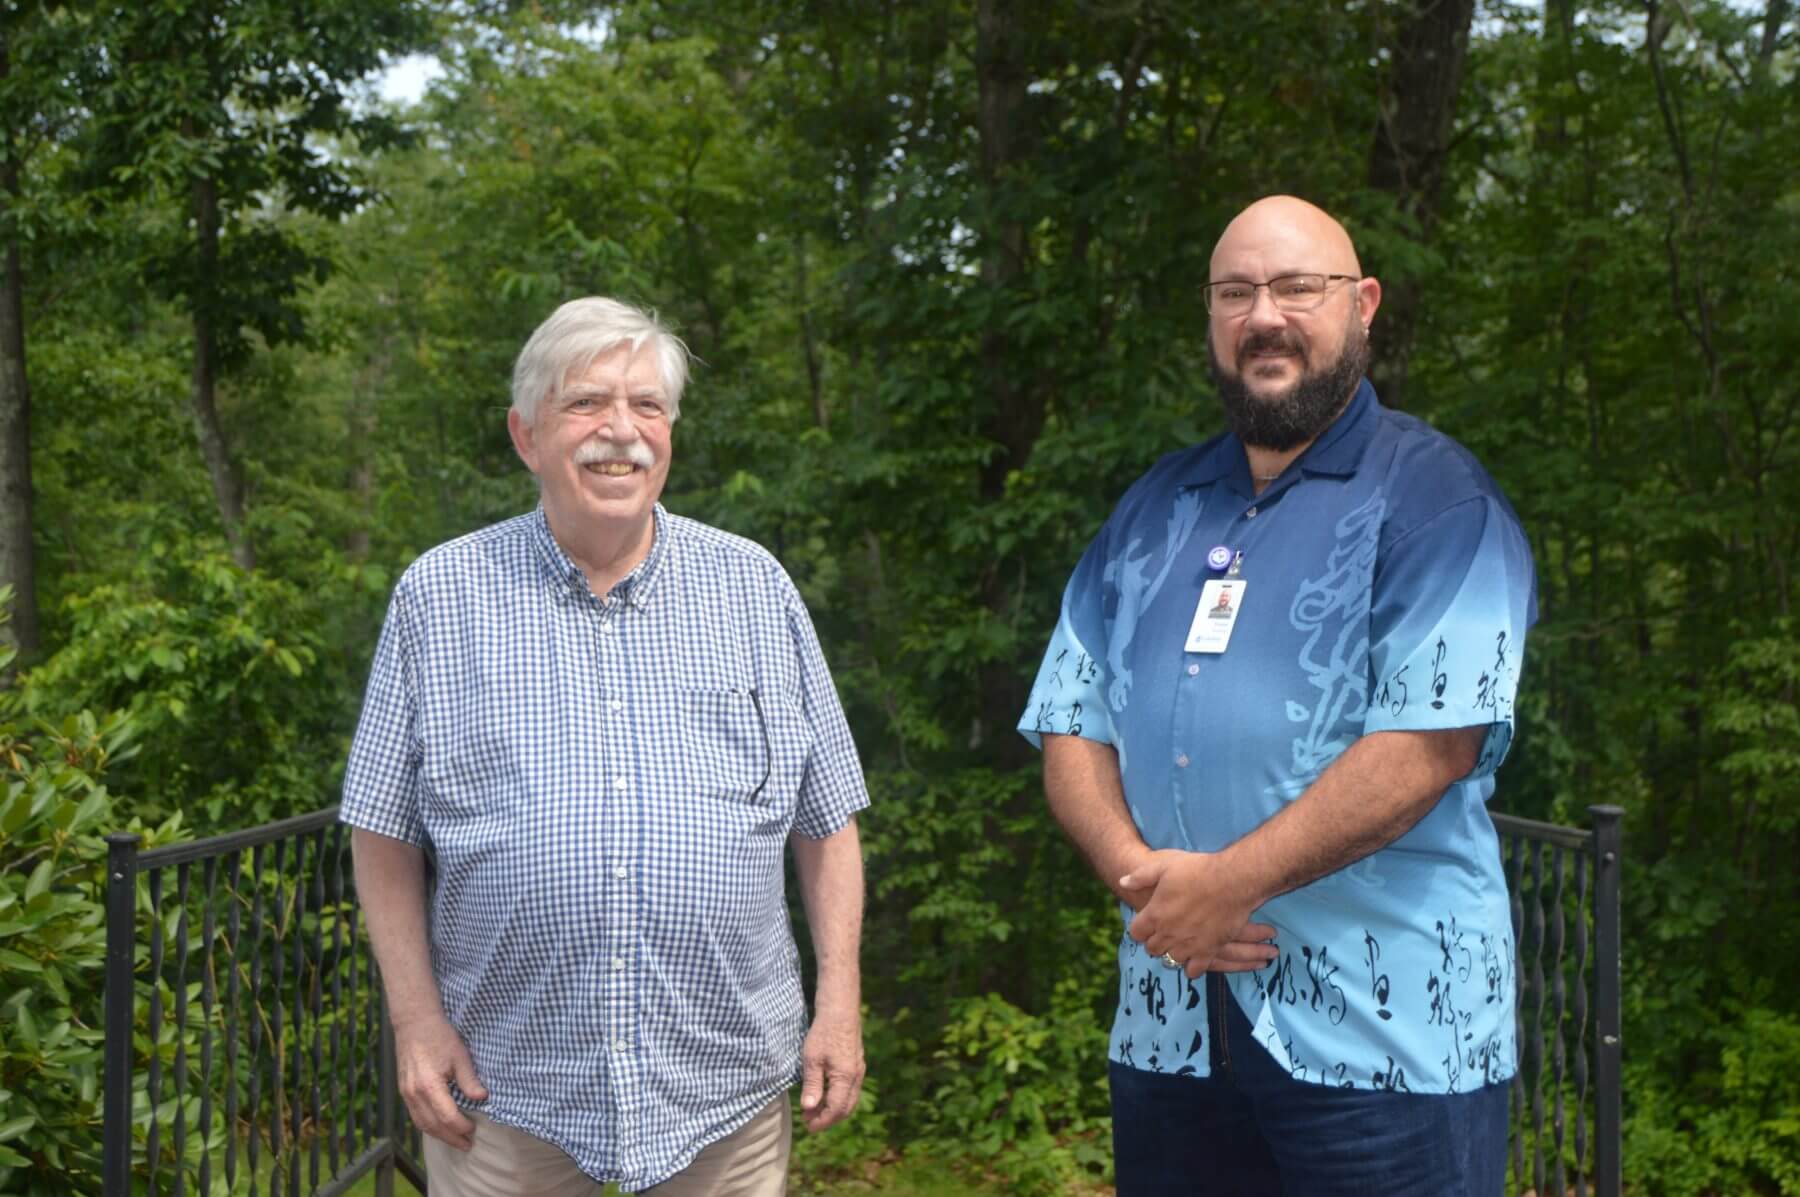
[1018,197,1536,1195]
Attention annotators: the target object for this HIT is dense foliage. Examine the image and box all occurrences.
[2,1,1796,1192]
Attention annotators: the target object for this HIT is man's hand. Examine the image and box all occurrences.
[1121,850,1271,979]
[394,1014,489,1150]
[798,1006,864,1133]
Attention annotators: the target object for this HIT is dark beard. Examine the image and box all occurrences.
[1208,319,1370,451]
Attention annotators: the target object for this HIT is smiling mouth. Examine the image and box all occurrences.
[584,461,638,477]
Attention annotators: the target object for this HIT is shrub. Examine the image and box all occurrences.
[0,588,189,1196]
[1624,1005,1800,1195]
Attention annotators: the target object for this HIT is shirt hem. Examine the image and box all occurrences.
[460,1079,795,1192]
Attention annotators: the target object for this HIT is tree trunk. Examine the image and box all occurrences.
[0,149,38,659]
[1365,0,1476,410]
[974,0,1043,505]
[972,0,1044,767]
[796,235,826,431]
[345,337,391,561]
[189,173,255,570]
[0,24,38,659]
[1754,0,1790,84]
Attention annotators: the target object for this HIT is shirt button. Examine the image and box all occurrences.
[614,865,629,880]
[614,776,628,791]
[612,1038,627,1053]
[1246,506,1259,518]
[611,957,626,971]
[1175,753,1190,768]
[1186,663,1200,676]
[610,699,625,713]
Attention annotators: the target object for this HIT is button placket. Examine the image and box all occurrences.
[593,600,638,1109]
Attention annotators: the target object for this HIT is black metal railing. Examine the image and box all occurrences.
[1494,803,1623,1197]
[102,807,424,1197]
[102,803,1622,1196]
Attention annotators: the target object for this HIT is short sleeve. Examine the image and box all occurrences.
[340,585,427,845]
[1363,496,1536,780]
[1017,531,1118,751]
[784,588,871,839]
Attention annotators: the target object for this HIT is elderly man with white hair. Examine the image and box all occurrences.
[344,297,869,1196]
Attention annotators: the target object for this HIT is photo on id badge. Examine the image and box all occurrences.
[1186,578,1246,654]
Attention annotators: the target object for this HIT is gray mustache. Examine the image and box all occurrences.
[573,440,655,469]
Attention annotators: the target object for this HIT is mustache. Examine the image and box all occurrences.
[1239,330,1304,359]
[573,439,655,469]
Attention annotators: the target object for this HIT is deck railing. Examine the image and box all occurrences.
[101,803,1622,1196]
[101,808,423,1197]
[1495,804,1623,1197]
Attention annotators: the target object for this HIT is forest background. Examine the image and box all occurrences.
[1,0,1796,1193]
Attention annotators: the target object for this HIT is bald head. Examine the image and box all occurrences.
[1211,195,1363,281]
[1204,196,1381,452]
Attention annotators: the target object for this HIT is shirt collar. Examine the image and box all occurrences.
[1296,378,1379,478]
[530,503,673,609]
[1180,378,1380,494]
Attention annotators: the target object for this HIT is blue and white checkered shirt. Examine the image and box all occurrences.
[341,504,869,1190]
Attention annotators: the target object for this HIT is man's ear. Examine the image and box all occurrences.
[1356,276,1383,329]
[507,406,539,473]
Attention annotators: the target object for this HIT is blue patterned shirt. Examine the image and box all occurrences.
[342,505,869,1190]
[1018,381,1535,1095]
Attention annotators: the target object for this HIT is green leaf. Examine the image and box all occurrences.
[23,859,52,902]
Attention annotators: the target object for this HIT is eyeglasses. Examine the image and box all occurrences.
[1203,274,1360,317]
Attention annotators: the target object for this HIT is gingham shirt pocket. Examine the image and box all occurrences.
[679,687,773,805]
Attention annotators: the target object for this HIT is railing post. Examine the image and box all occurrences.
[1589,804,1624,1197]
[102,834,141,1197]
[378,1008,399,1197]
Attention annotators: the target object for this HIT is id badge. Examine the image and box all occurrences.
[1184,579,1247,654]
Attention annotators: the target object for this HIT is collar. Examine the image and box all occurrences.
[530,503,672,609]
[1180,378,1380,495]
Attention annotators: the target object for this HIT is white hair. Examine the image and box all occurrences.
[510,297,692,426]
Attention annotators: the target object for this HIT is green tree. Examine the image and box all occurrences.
[77,0,431,569]
[0,3,92,661]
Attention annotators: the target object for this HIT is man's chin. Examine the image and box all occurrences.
[1241,378,1299,405]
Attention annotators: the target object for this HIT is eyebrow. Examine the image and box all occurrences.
[1212,269,1317,281]
[563,384,665,399]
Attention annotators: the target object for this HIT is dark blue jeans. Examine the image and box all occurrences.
[1109,975,1507,1196]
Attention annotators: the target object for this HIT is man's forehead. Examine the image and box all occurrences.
[563,346,666,392]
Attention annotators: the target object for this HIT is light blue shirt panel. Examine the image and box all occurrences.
[1366,495,1535,777]
[1018,608,1117,752]
[341,506,869,1190]
[1018,383,1536,1094]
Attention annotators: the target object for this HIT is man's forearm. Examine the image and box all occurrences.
[351,828,446,1030]
[1043,732,1150,905]
[790,819,863,1016]
[1222,726,1485,908]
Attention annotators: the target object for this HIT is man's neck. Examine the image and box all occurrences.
[545,506,656,598]
[1240,387,1358,495]
[1244,443,1308,496]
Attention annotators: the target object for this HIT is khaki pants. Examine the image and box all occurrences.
[422,1095,791,1197]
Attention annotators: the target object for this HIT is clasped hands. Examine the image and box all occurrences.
[1121,848,1279,980]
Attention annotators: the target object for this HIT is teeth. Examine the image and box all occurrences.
[587,461,635,476]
